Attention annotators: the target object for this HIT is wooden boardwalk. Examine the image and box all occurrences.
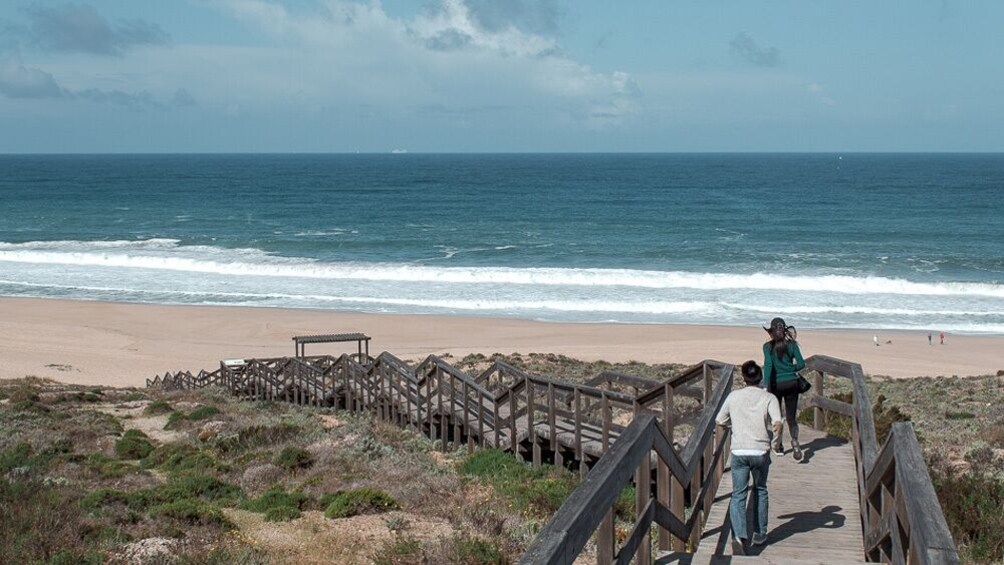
[150,350,959,565]
[659,427,866,564]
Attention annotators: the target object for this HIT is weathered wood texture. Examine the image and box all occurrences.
[697,427,865,562]
[802,356,958,565]
[148,352,724,468]
[523,354,959,565]
[521,361,736,565]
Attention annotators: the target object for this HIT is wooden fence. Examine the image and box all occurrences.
[147,354,728,477]
[523,354,960,565]
[802,355,960,564]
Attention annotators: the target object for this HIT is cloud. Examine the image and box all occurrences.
[75,88,159,108]
[24,3,169,56]
[805,82,835,106]
[220,0,639,124]
[0,59,63,98]
[730,32,781,68]
[171,88,196,107]
[423,28,474,51]
[459,0,561,34]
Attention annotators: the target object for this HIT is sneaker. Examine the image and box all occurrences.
[792,442,803,461]
[773,442,785,456]
[752,532,768,546]
[732,536,746,555]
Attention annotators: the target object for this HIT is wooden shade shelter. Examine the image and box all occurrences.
[292,332,370,359]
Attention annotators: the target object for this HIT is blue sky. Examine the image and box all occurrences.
[0,0,1001,152]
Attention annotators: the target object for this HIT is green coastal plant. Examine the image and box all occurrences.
[323,488,399,519]
[144,400,173,415]
[273,446,314,471]
[239,486,309,521]
[115,429,155,460]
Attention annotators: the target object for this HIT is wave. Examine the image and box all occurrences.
[1,239,1003,298]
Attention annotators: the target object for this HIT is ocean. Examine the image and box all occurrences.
[1,154,1002,333]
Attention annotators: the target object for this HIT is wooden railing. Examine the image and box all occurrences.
[801,355,959,564]
[147,354,724,477]
[521,360,735,565]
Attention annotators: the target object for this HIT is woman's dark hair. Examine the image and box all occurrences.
[764,317,797,359]
[741,360,763,385]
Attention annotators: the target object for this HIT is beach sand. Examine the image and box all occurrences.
[1,296,1000,387]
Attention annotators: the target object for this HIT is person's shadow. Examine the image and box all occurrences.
[797,435,847,464]
[744,505,846,555]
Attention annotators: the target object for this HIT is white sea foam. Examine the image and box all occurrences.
[1,239,1002,299]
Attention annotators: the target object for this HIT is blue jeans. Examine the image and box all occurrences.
[730,452,770,540]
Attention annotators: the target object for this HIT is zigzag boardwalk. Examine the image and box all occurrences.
[149,353,959,565]
[147,353,723,473]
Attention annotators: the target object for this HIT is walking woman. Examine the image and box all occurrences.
[763,317,806,460]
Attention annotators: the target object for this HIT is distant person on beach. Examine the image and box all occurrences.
[873,335,879,347]
[928,333,932,345]
[716,360,782,553]
[763,317,807,460]
[940,332,945,345]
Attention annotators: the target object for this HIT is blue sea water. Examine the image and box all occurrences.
[1,153,1002,333]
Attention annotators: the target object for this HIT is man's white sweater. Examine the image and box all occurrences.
[715,386,782,454]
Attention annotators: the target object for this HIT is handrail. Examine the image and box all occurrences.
[802,355,959,564]
[522,361,734,565]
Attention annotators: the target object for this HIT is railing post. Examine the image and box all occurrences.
[548,383,559,467]
[597,508,615,565]
[574,388,584,477]
[601,392,611,453]
[528,378,540,466]
[634,401,652,565]
[814,371,825,430]
[438,367,448,451]
[657,383,673,550]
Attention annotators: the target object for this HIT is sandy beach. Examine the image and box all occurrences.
[1,296,1000,387]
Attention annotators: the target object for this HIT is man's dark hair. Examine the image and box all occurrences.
[741,360,762,385]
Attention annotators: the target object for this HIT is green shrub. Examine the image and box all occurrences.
[115,430,154,460]
[149,498,232,527]
[239,487,309,515]
[935,469,1004,562]
[0,442,35,474]
[213,422,301,454]
[142,443,224,474]
[447,535,506,564]
[79,488,148,512]
[85,453,137,479]
[264,506,302,522]
[323,488,399,519]
[46,549,104,565]
[165,411,188,430]
[144,400,173,415]
[274,446,314,471]
[157,474,242,504]
[458,450,578,518]
[0,477,105,565]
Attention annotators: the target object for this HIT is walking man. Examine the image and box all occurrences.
[716,360,782,554]
[873,335,879,347]
[940,331,945,345]
[928,333,932,346]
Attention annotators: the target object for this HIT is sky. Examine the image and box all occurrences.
[0,0,1002,153]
